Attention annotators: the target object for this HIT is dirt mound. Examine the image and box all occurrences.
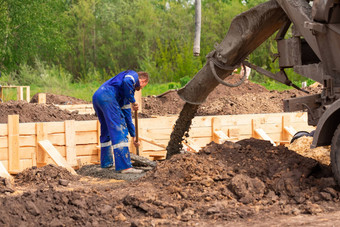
[0,100,97,123]
[0,81,322,123]
[15,164,79,187]
[0,139,339,226]
[288,136,331,165]
[142,81,322,117]
[0,178,15,194]
[127,139,339,224]
[30,93,90,105]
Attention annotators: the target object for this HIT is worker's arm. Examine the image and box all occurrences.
[121,102,136,137]
[122,75,136,104]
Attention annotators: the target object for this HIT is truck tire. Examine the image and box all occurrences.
[331,124,340,185]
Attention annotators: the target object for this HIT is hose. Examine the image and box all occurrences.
[209,60,247,87]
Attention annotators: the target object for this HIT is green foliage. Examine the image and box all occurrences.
[142,82,178,96]
[180,76,191,87]
[0,0,315,96]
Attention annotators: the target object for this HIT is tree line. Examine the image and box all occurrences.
[2,0,301,86]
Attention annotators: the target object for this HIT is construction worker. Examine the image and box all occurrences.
[92,70,149,173]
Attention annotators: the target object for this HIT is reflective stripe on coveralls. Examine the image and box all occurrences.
[101,141,112,147]
[121,104,131,109]
[112,142,129,149]
[125,75,136,85]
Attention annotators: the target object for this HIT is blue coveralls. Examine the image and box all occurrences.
[92,70,139,170]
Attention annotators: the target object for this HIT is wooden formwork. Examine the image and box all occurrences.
[0,85,30,102]
[0,112,315,177]
[39,90,143,115]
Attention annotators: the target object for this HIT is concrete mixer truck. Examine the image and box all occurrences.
[166,0,340,185]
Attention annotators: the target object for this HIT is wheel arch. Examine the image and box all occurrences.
[312,99,340,148]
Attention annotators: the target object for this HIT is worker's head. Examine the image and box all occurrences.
[136,71,149,91]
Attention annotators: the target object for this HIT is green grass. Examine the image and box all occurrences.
[254,78,315,92]
[0,62,315,102]
[1,79,314,103]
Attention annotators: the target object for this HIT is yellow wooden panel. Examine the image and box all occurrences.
[46,122,65,134]
[77,155,99,165]
[0,136,7,148]
[21,159,34,170]
[19,123,36,135]
[0,124,7,136]
[186,137,211,149]
[141,128,172,140]
[20,147,35,159]
[53,146,66,157]
[0,148,7,160]
[8,115,20,171]
[141,141,167,151]
[140,116,177,129]
[75,131,97,144]
[65,120,77,166]
[48,133,66,146]
[19,135,36,147]
[75,120,97,132]
[76,144,98,156]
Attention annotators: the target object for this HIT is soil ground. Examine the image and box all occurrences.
[1,80,338,226]
[0,79,322,123]
[0,139,339,226]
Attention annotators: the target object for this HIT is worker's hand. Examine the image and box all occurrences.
[132,102,139,111]
[133,137,140,147]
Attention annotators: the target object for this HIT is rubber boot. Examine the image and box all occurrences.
[100,146,113,168]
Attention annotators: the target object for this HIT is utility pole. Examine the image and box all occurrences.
[193,0,201,56]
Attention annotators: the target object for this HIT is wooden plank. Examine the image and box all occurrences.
[183,138,200,153]
[46,122,65,134]
[65,120,77,166]
[0,161,12,179]
[76,144,98,156]
[26,86,30,102]
[19,147,35,159]
[212,117,229,143]
[97,120,100,161]
[75,155,100,165]
[139,136,166,149]
[140,116,177,129]
[48,133,66,146]
[213,130,230,144]
[19,135,36,147]
[228,128,240,139]
[31,152,36,167]
[56,104,95,115]
[38,140,77,175]
[254,128,276,146]
[75,131,98,144]
[17,87,23,101]
[0,148,7,160]
[36,122,48,167]
[19,123,36,135]
[0,124,7,136]
[38,93,46,104]
[75,120,97,132]
[8,115,20,172]
[284,126,297,137]
[0,137,7,148]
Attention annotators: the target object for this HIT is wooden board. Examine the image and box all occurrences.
[0,161,12,179]
[38,140,77,175]
[0,112,315,171]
